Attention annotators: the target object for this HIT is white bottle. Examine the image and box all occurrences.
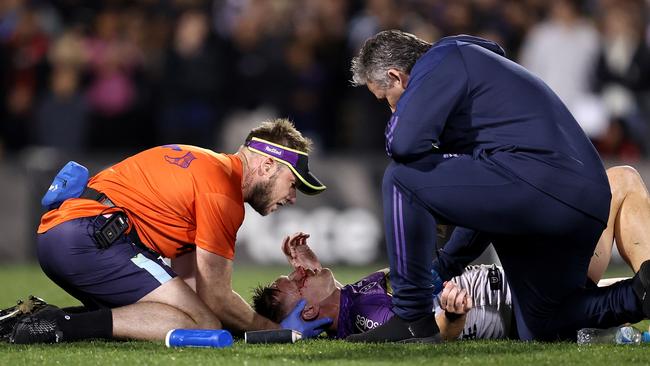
[577,326,650,345]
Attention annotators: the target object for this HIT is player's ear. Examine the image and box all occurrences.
[301,304,319,320]
[260,157,275,176]
[387,68,409,89]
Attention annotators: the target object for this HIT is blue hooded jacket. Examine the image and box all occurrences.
[385,35,611,223]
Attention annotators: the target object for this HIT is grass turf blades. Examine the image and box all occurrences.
[2,264,649,365]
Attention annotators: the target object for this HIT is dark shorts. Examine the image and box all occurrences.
[37,216,177,310]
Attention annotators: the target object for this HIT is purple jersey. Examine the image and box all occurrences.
[335,266,512,340]
[336,271,394,339]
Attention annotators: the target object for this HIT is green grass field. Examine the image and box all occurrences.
[1,263,650,366]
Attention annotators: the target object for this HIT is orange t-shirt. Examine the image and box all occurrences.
[38,145,244,260]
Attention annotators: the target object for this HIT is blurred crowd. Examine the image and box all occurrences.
[1,0,650,161]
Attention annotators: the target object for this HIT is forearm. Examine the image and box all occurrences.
[434,227,491,280]
[193,247,279,335]
[217,290,279,332]
[435,311,466,341]
[198,285,279,334]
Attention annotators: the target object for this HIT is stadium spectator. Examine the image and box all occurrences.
[84,8,145,150]
[519,0,605,139]
[592,0,650,161]
[33,29,88,153]
[33,65,88,153]
[1,0,649,159]
[157,9,225,147]
[1,6,50,153]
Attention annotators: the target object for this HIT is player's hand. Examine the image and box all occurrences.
[439,281,473,315]
[280,299,332,338]
[281,232,322,271]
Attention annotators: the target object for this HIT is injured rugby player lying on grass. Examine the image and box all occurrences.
[252,166,650,341]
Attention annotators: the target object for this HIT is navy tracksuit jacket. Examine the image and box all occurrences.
[382,35,643,340]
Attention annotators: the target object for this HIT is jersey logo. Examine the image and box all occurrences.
[164,151,197,169]
[462,324,478,340]
[358,281,378,294]
[355,315,381,332]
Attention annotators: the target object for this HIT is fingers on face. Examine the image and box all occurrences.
[295,233,309,247]
[288,232,309,247]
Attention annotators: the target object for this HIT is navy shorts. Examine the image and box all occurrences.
[37,216,177,310]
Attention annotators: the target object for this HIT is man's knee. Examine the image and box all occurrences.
[608,166,647,200]
[140,277,220,328]
[382,162,400,193]
[191,308,221,329]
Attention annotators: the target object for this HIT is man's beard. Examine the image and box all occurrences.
[247,171,279,216]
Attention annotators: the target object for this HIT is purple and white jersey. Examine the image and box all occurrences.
[336,265,512,340]
[336,271,394,339]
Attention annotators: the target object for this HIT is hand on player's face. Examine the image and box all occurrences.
[439,281,473,315]
[282,232,322,271]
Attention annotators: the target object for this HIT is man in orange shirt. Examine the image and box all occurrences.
[9,118,332,343]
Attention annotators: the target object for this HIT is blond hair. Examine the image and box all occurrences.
[246,118,313,153]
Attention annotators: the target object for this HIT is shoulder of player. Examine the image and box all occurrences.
[410,41,462,78]
[171,146,231,164]
[178,149,243,199]
[171,147,241,181]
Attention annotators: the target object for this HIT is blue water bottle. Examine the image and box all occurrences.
[165,329,234,348]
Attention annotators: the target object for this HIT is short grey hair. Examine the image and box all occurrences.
[350,30,431,88]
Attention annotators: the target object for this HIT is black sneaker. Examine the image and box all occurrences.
[10,305,65,344]
[346,313,441,343]
[0,296,49,342]
[633,259,650,317]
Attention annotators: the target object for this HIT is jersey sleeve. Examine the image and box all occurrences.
[194,192,244,260]
[345,296,394,336]
[387,44,468,161]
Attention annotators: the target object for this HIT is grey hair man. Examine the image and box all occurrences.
[347,29,650,342]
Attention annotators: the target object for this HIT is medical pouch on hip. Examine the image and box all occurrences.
[41,161,90,210]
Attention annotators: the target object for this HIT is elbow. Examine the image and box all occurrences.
[389,140,437,162]
[388,144,410,160]
[389,145,422,162]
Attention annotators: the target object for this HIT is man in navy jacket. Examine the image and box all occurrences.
[348,30,650,342]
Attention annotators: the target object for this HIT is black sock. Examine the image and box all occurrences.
[58,308,113,341]
[61,306,89,314]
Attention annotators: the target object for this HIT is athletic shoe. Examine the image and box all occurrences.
[10,305,65,344]
[633,259,650,317]
[346,313,441,343]
[0,296,49,342]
